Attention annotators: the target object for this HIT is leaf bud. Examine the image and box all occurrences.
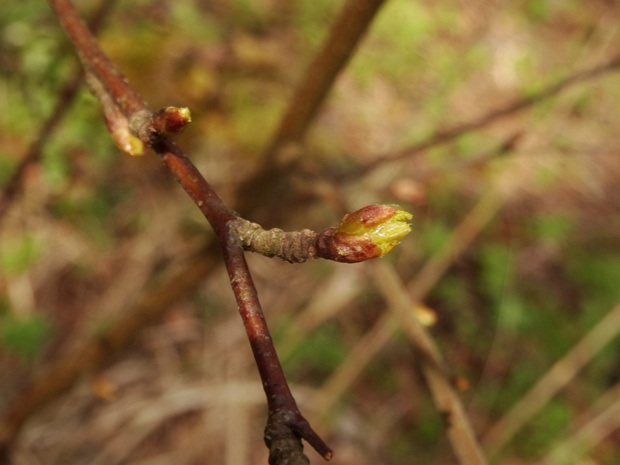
[318,205,412,263]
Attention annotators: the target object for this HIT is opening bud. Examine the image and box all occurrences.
[318,205,412,263]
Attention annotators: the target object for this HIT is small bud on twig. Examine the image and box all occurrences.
[151,106,192,138]
[317,205,412,263]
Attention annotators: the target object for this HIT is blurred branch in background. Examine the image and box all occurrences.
[0,0,116,221]
[374,259,486,465]
[262,0,386,160]
[0,244,219,459]
[356,52,620,179]
[483,301,620,458]
[237,0,386,220]
[542,380,620,465]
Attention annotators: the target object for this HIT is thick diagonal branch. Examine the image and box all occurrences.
[237,0,386,220]
[263,0,386,159]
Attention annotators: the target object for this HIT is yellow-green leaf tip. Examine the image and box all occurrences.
[112,127,145,156]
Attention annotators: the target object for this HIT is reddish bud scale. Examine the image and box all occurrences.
[151,106,192,138]
[338,204,397,232]
[317,205,413,263]
[316,227,382,263]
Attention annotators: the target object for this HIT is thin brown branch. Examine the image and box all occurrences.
[151,139,332,461]
[0,0,116,222]
[542,380,620,465]
[49,0,149,122]
[39,1,341,462]
[356,52,620,178]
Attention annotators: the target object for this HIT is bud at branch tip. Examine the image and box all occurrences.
[336,204,413,257]
[152,106,192,137]
[317,205,412,263]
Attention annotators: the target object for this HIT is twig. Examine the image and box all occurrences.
[373,259,488,465]
[356,52,620,178]
[232,205,412,264]
[542,380,620,464]
[43,0,336,461]
[482,301,620,459]
[0,0,116,222]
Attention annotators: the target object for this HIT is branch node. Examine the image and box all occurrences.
[265,410,333,464]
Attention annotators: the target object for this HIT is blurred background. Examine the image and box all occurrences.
[1,0,620,464]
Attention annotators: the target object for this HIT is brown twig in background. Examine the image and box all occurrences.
[0,245,219,460]
[542,379,620,465]
[355,52,620,178]
[262,0,386,160]
[237,0,386,220]
[314,176,519,414]
[373,260,488,465]
[0,0,116,222]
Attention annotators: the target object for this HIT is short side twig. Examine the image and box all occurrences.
[232,204,412,264]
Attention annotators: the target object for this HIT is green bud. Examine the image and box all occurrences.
[336,205,412,257]
[317,205,412,263]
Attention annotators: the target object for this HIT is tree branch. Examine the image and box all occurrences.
[263,0,386,160]
[16,1,408,463]
[44,0,337,461]
[236,0,386,221]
